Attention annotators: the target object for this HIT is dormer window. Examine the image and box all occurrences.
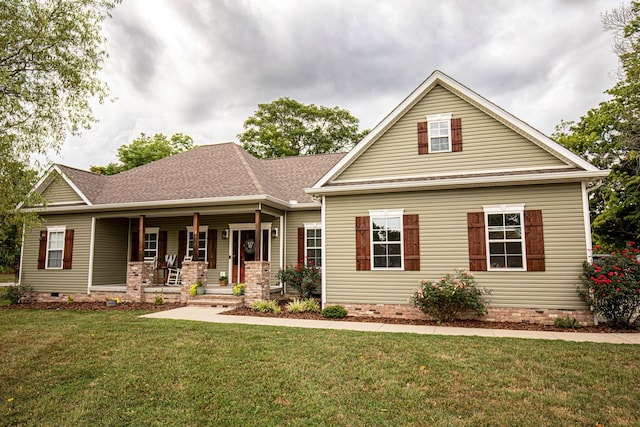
[427,113,452,153]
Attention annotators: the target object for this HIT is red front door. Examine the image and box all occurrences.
[232,230,256,283]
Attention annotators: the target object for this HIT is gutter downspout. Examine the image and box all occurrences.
[583,180,600,325]
[87,217,96,294]
[321,195,326,309]
[18,223,25,285]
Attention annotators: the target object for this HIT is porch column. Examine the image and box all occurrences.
[193,212,200,261]
[254,209,261,260]
[244,261,270,303]
[138,215,145,261]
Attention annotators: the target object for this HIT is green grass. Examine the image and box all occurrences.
[1,310,638,426]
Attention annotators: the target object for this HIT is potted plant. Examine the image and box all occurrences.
[189,279,205,296]
[232,283,246,296]
[219,274,229,286]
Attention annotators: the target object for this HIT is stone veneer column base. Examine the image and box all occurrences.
[180,261,208,303]
[244,261,270,304]
[126,261,154,302]
[335,303,595,326]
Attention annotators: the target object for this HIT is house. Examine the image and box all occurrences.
[19,71,608,324]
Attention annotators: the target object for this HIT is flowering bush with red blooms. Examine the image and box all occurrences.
[410,269,491,322]
[278,260,320,299]
[578,242,640,329]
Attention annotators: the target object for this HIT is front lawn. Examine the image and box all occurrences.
[1,310,638,426]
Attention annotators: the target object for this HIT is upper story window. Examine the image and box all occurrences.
[46,226,66,269]
[427,113,452,153]
[370,209,404,269]
[304,223,322,267]
[484,205,525,270]
[187,226,208,261]
[144,227,159,260]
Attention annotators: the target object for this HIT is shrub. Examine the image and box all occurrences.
[554,317,581,329]
[410,269,491,322]
[189,284,198,296]
[154,294,165,306]
[286,298,320,313]
[251,299,281,314]
[278,262,320,299]
[232,283,246,296]
[4,283,33,304]
[577,243,640,329]
[322,305,348,318]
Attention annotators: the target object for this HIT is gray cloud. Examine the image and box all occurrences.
[54,0,620,170]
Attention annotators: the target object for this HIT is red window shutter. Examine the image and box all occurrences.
[403,214,420,271]
[62,229,74,270]
[158,230,167,265]
[130,232,139,262]
[467,212,487,271]
[38,230,47,269]
[524,210,545,271]
[451,118,462,152]
[355,216,371,271]
[208,229,217,269]
[297,227,305,264]
[177,230,187,267]
[417,121,429,154]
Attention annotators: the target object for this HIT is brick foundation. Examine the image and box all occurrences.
[336,303,595,326]
[244,261,270,303]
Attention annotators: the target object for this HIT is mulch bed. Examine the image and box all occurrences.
[2,301,637,334]
[223,305,636,334]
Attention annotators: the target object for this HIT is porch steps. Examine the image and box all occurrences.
[187,295,245,309]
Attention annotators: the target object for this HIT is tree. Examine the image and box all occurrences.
[238,97,369,158]
[553,1,640,249]
[90,133,194,175]
[0,0,119,270]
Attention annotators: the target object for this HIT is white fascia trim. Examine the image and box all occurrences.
[309,170,610,196]
[23,194,293,214]
[54,165,93,205]
[369,209,404,217]
[312,70,601,190]
[326,165,574,185]
[303,222,323,229]
[483,204,525,214]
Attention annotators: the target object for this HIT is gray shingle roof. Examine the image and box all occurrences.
[56,143,345,206]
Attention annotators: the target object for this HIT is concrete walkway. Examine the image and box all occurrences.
[141,306,640,345]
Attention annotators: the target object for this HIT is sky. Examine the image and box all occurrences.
[51,0,622,170]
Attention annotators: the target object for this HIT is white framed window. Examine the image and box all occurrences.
[484,205,526,270]
[427,113,452,153]
[370,209,403,269]
[186,226,208,261]
[144,227,159,260]
[46,226,65,269]
[304,223,322,267]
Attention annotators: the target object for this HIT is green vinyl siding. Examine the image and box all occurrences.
[284,210,321,267]
[92,218,129,285]
[335,84,567,183]
[41,177,84,204]
[324,183,588,310]
[21,214,93,293]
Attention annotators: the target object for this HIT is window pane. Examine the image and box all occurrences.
[505,213,521,226]
[387,243,401,255]
[388,256,402,268]
[490,256,505,268]
[505,228,522,239]
[506,242,522,254]
[48,231,64,250]
[386,217,401,230]
[431,137,449,151]
[489,242,505,255]
[488,230,505,240]
[488,214,504,227]
[373,243,387,256]
[387,229,401,242]
[47,251,63,268]
[373,256,387,268]
[507,256,523,268]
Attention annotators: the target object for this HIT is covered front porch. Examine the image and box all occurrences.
[88,203,286,302]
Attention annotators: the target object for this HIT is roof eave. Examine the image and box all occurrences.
[307,170,610,196]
